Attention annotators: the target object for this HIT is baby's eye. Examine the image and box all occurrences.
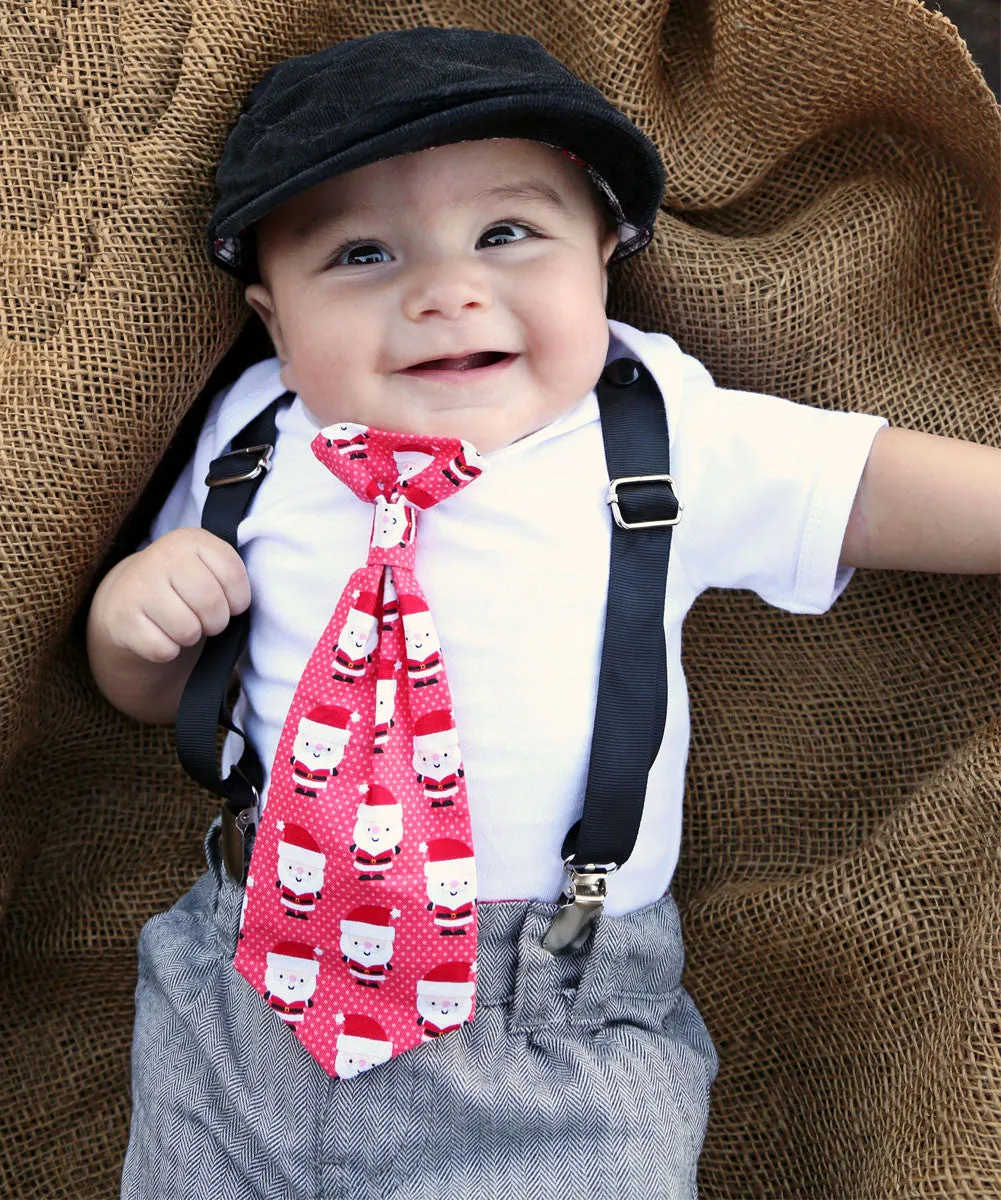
[334,242,392,266]
[477,222,532,248]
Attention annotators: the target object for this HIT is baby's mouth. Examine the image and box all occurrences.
[404,351,513,373]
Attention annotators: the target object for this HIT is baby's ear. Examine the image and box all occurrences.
[245,284,296,391]
[245,284,288,356]
[245,283,277,338]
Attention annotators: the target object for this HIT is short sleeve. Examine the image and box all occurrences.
[667,351,887,614]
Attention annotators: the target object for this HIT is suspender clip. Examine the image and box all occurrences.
[220,796,259,884]
[542,859,618,954]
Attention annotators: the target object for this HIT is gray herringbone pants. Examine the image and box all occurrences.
[122,827,717,1200]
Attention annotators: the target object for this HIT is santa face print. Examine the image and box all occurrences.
[332,608,379,679]
[371,495,414,549]
[277,853,325,899]
[292,726,347,783]
[339,931,394,970]
[264,958,320,1022]
[415,961,475,1037]
[413,727,461,781]
[404,614,439,661]
[294,731,339,761]
[334,1040,392,1079]
[352,806,403,855]
[416,991,473,1029]
[424,863,476,912]
[393,448,434,481]
[403,607,442,690]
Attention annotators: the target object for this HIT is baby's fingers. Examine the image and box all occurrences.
[192,538,252,618]
[125,609,192,663]
[164,550,246,639]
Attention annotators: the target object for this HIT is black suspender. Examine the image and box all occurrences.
[174,395,289,880]
[174,358,680,951]
[543,357,680,951]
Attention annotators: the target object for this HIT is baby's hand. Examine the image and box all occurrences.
[93,528,251,664]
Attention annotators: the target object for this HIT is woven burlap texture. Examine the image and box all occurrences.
[0,1,998,1196]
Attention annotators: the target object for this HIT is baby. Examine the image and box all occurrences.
[86,27,1000,1200]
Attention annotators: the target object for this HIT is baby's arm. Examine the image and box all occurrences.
[86,528,251,724]
[840,428,1001,573]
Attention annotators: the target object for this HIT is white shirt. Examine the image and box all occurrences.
[151,320,886,915]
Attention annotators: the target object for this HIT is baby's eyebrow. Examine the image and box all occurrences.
[474,180,569,212]
[289,205,376,242]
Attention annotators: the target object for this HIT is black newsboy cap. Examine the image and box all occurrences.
[208,26,665,278]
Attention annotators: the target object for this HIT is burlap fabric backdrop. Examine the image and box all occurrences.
[0,0,998,1195]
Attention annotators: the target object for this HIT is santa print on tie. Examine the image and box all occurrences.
[233,426,486,1079]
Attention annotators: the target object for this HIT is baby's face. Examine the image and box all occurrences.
[246,139,618,452]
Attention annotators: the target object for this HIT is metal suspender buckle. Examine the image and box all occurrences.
[220,792,260,884]
[205,444,274,488]
[606,475,682,530]
[542,858,618,954]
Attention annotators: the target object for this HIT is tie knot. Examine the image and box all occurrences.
[312,424,487,567]
[313,424,485,505]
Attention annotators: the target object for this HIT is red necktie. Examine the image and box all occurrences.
[234,423,485,1078]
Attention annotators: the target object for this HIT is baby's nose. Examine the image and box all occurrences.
[402,259,491,323]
